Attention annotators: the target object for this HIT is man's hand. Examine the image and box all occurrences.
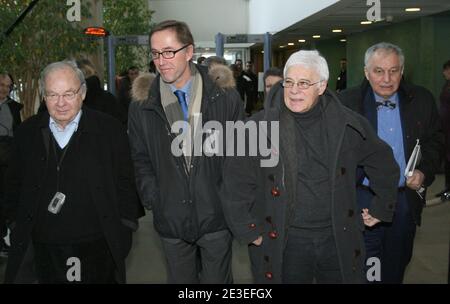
[252,236,263,246]
[362,208,381,227]
[406,169,425,191]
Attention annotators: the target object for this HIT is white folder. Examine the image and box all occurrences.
[405,139,421,177]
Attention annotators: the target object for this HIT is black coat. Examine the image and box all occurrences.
[0,98,22,165]
[84,75,127,124]
[6,97,23,132]
[128,64,244,242]
[3,107,144,283]
[220,88,400,283]
[338,79,444,225]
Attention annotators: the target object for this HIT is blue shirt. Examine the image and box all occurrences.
[364,92,406,187]
[49,110,82,148]
[170,79,193,106]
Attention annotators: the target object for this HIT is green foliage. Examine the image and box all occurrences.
[0,0,97,118]
[103,0,154,74]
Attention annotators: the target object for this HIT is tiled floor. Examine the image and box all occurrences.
[1,176,448,284]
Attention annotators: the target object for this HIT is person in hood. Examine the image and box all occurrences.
[128,20,244,284]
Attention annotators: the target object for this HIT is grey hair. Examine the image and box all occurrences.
[283,50,329,81]
[39,60,87,97]
[364,42,405,68]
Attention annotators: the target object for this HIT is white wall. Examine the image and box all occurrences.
[148,0,249,47]
[248,0,340,34]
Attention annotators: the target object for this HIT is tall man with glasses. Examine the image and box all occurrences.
[3,60,143,283]
[128,20,243,283]
[339,42,444,283]
[221,50,399,283]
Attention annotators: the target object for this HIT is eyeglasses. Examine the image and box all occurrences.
[45,85,83,102]
[282,79,322,90]
[151,44,190,60]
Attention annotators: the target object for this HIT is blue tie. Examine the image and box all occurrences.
[174,90,188,120]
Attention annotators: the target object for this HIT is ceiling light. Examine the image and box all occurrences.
[332,29,342,33]
[261,51,264,54]
[298,39,306,43]
[405,8,421,12]
[312,35,321,39]
[279,45,286,48]
[361,21,372,25]
[340,39,347,42]
[288,42,294,46]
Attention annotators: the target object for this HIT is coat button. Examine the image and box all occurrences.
[249,223,256,229]
[388,203,394,209]
[343,227,347,231]
[268,174,275,181]
[271,187,280,197]
[268,231,278,239]
[348,209,354,217]
[265,272,273,280]
[27,214,33,221]
[341,167,346,175]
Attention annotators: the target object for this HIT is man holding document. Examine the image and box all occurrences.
[339,42,444,283]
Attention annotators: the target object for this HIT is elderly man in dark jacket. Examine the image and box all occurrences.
[338,42,444,283]
[0,73,23,257]
[3,60,143,283]
[221,50,399,284]
[128,20,244,284]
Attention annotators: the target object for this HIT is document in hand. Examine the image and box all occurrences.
[405,139,421,177]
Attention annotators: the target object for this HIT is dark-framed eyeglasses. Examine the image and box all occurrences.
[151,44,191,60]
[282,79,322,90]
[45,85,83,102]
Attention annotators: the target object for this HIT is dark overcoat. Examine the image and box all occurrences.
[221,87,399,283]
[4,107,144,283]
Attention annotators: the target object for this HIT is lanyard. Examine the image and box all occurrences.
[51,134,75,192]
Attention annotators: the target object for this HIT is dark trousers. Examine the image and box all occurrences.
[282,227,342,284]
[357,188,416,284]
[0,165,8,244]
[33,237,117,284]
[160,229,233,284]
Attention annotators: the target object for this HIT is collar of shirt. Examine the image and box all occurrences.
[49,110,82,148]
[170,78,193,106]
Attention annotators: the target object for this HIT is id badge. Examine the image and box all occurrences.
[48,192,66,214]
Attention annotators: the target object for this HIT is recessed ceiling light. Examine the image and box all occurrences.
[298,39,306,43]
[279,45,286,48]
[205,48,210,51]
[405,8,421,12]
[261,51,264,54]
[361,21,372,25]
[340,39,347,42]
[312,35,321,39]
[332,29,342,33]
[288,42,294,46]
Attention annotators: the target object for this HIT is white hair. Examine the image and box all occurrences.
[39,60,87,97]
[283,50,329,81]
[364,42,405,68]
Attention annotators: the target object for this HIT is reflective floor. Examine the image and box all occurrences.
[1,175,449,284]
